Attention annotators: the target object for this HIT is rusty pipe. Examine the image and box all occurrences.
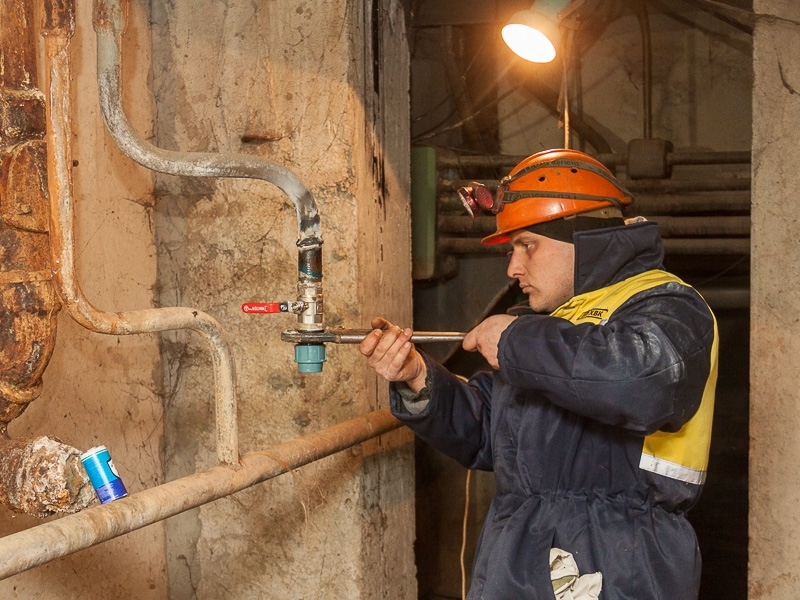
[0,408,403,580]
[92,0,324,334]
[42,3,239,466]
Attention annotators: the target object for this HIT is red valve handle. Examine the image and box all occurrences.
[242,302,285,314]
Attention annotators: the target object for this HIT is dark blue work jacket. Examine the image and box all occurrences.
[390,222,718,600]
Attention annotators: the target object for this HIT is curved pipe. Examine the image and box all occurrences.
[43,3,238,466]
[0,408,403,580]
[92,0,320,245]
[93,0,324,334]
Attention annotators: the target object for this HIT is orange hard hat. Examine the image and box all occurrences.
[476,149,634,245]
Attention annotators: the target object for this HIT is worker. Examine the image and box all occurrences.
[359,148,718,600]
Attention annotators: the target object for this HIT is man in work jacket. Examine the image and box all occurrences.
[359,148,718,600]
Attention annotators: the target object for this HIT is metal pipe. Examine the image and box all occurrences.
[438,190,751,214]
[43,1,239,465]
[437,215,750,237]
[0,408,403,580]
[635,0,653,139]
[92,0,324,335]
[625,191,750,214]
[281,328,466,344]
[435,151,752,170]
[440,177,751,195]
[438,236,750,255]
[695,286,750,310]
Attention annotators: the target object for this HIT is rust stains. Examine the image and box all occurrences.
[41,0,75,38]
[0,0,92,518]
[0,436,95,517]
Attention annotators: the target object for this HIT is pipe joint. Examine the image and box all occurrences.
[295,281,323,332]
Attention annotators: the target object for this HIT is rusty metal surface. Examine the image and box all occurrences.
[41,0,75,38]
[0,436,94,518]
[0,0,61,432]
[0,408,403,580]
[0,0,94,520]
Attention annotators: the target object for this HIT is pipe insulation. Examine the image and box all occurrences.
[0,408,403,580]
[43,0,239,465]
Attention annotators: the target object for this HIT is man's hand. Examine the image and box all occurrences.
[358,317,428,393]
[462,314,517,369]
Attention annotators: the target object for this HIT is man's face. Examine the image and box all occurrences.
[507,229,575,313]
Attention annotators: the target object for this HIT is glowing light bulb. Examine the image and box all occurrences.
[502,23,557,63]
[502,1,571,64]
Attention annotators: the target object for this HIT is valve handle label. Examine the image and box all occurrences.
[241,302,287,314]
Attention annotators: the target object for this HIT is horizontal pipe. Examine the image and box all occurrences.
[437,215,750,237]
[434,151,752,170]
[647,215,750,237]
[43,13,238,464]
[438,236,750,256]
[0,408,403,580]
[438,191,751,215]
[695,287,750,310]
[624,192,750,214]
[281,328,466,344]
[440,177,751,195]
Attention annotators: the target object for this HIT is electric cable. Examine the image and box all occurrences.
[461,469,472,600]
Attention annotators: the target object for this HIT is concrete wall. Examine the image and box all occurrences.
[750,2,800,598]
[0,0,414,598]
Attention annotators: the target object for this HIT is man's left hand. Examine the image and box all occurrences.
[462,315,517,369]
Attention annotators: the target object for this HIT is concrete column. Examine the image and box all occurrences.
[149,1,414,598]
[751,2,800,598]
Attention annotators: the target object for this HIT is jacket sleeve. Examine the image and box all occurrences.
[389,353,495,471]
[497,283,715,435]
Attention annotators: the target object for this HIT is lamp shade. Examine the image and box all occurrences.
[502,0,571,63]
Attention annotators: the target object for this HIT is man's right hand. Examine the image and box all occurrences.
[358,317,428,393]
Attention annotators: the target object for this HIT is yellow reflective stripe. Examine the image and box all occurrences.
[551,269,717,485]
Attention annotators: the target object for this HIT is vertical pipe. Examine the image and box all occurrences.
[0,0,60,431]
[42,0,239,466]
[635,0,653,139]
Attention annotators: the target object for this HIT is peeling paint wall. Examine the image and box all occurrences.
[750,2,800,598]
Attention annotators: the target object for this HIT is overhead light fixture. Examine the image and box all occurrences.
[502,0,573,63]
